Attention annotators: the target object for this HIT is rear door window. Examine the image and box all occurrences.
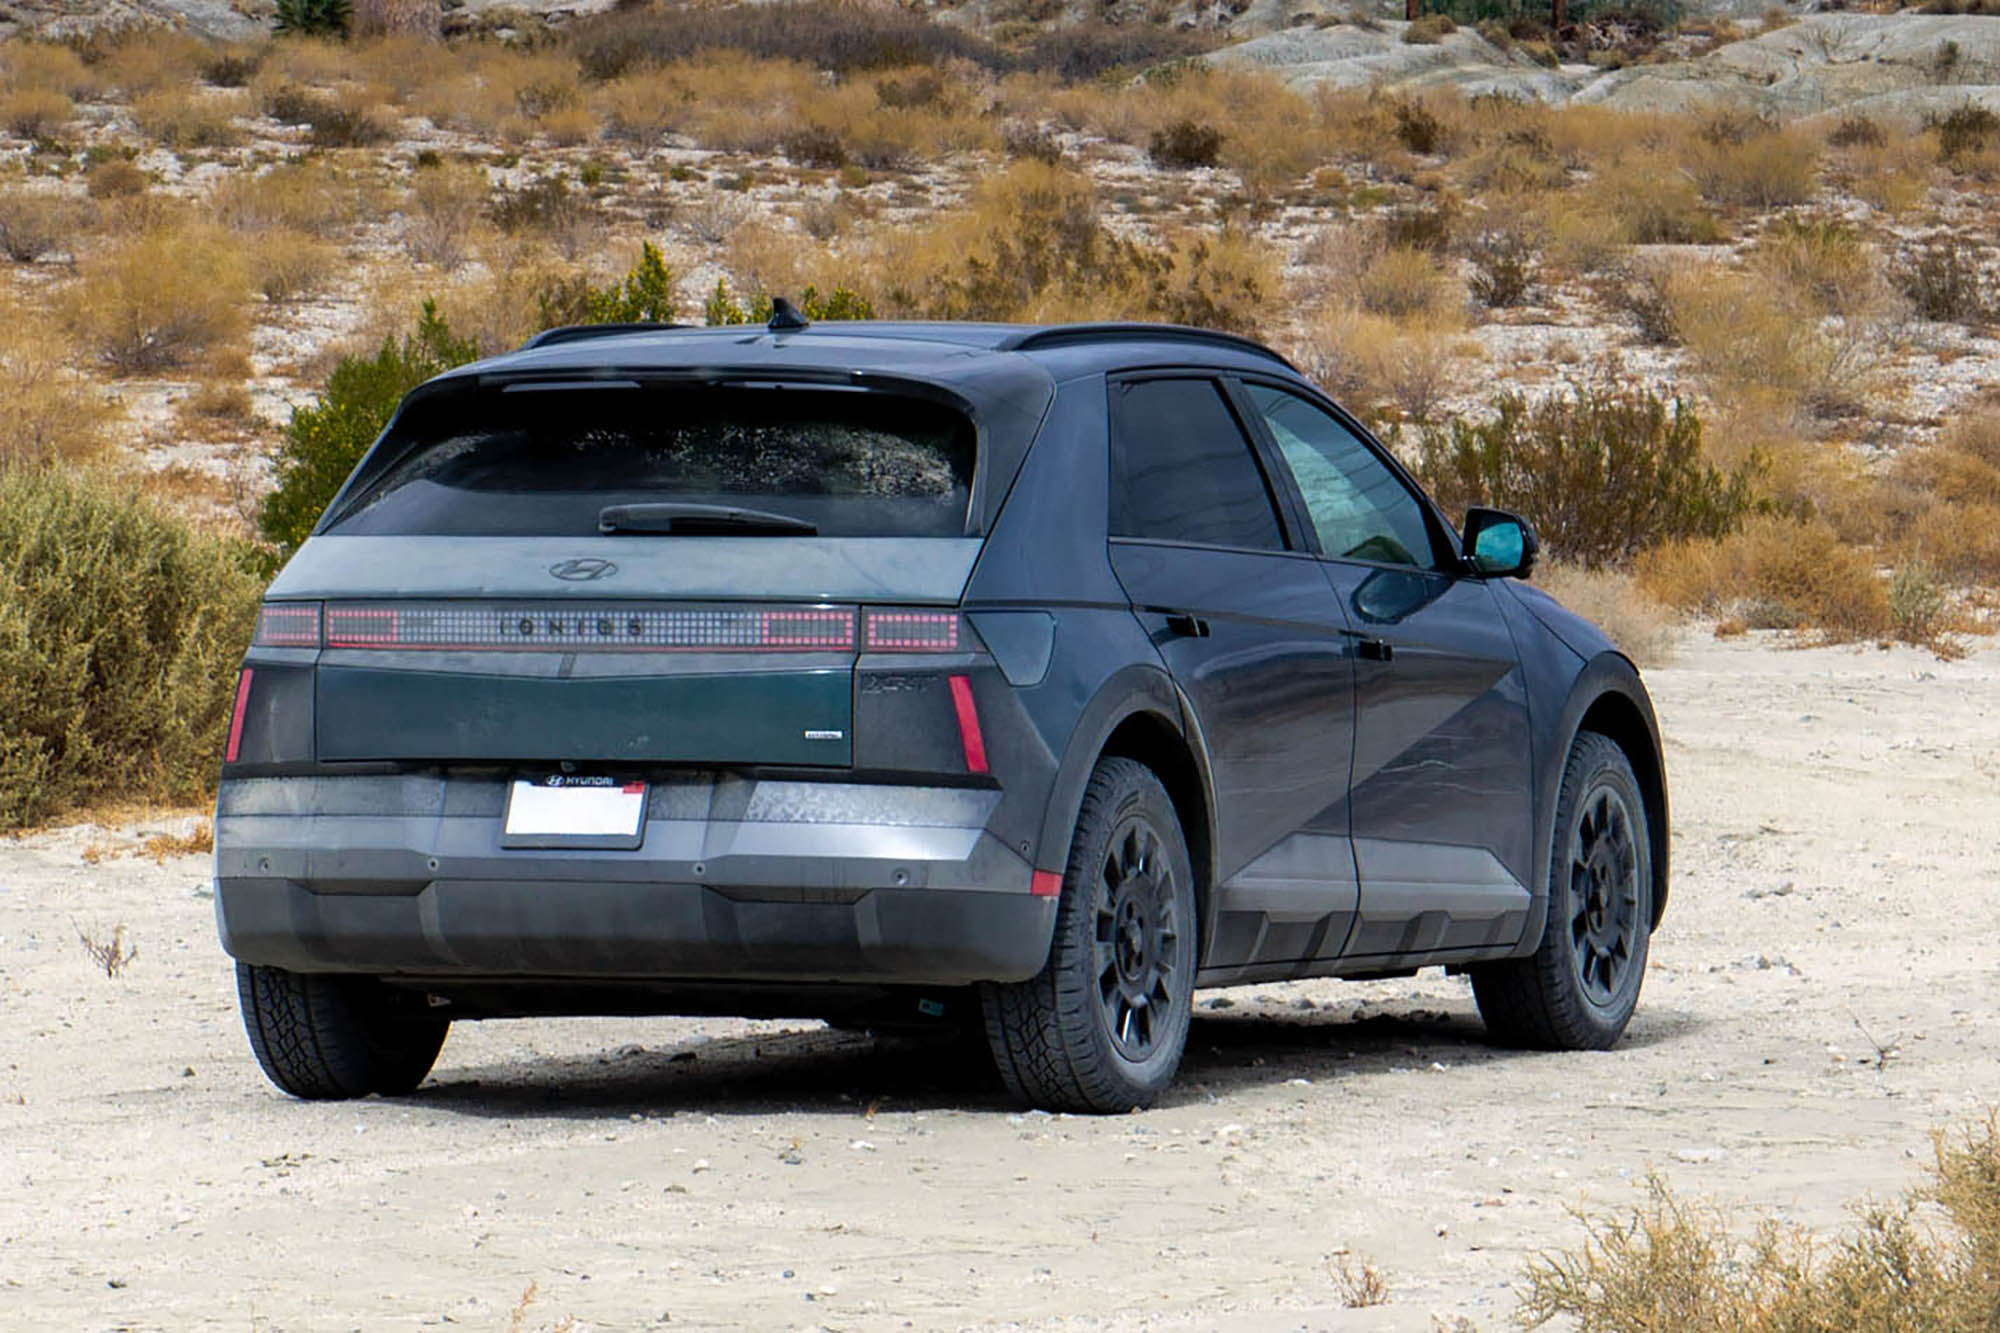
[326,384,977,538]
[1108,378,1287,551]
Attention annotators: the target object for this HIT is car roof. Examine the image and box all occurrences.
[444,320,1300,387]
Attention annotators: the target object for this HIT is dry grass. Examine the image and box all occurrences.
[0,188,83,262]
[65,224,251,374]
[1521,1112,2000,1331]
[1637,516,1890,641]
[1293,306,1468,424]
[140,820,213,863]
[2,87,72,138]
[0,295,115,467]
[1684,119,1821,208]
[1533,561,1677,666]
[75,923,137,978]
[250,227,341,303]
[132,87,246,149]
[1665,261,1888,421]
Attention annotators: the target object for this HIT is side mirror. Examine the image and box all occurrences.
[1462,507,1539,579]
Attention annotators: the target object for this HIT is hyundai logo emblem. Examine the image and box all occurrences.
[549,557,619,582]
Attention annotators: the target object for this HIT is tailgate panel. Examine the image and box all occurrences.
[317,663,852,766]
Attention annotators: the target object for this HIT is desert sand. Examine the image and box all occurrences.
[3,630,1998,1331]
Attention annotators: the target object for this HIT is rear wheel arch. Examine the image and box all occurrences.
[1035,668,1217,946]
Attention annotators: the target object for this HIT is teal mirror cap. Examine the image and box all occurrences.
[1473,520,1524,573]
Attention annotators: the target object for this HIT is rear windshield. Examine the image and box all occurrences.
[325,383,978,538]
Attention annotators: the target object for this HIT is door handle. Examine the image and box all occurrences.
[1164,612,1211,639]
[1354,637,1393,662]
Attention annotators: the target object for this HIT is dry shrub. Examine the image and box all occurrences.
[421,47,583,142]
[0,466,260,830]
[1359,245,1461,320]
[0,188,83,262]
[177,377,258,436]
[1467,227,1538,308]
[1834,135,1933,216]
[1683,119,1820,208]
[1895,234,1993,324]
[1750,216,1879,318]
[1666,261,1886,420]
[1149,118,1222,170]
[1294,306,1466,424]
[2,88,72,138]
[1907,502,2000,584]
[353,0,439,38]
[250,227,339,303]
[1637,516,1889,639]
[1521,1113,2000,1330]
[487,174,601,260]
[1532,562,1675,666]
[86,157,148,200]
[1,43,98,99]
[1588,155,1725,245]
[0,296,114,467]
[211,160,368,237]
[539,103,599,147]
[867,162,1280,334]
[403,161,486,269]
[66,224,251,374]
[133,87,246,149]
[96,31,209,97]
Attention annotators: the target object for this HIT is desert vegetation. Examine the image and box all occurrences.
[0,5,1997,826]
[1522,1111,2000,1332]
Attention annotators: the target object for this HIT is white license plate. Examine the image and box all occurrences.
[502,776,647,849]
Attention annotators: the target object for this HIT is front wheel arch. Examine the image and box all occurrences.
[1521,655,1670,961]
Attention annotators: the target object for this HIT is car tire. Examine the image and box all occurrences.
[1471,731,1653,1051]
[237,963,449,1099]
[980,757,1196,1113]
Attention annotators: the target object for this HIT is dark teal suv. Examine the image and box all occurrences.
[218,316,1669,1113]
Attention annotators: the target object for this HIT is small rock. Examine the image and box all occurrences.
[1673,1146,1727,1164]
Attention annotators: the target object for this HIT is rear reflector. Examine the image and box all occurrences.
[947,673,988,775]
[1030,870,1063,898]
[863,609,961,652]
[317,602,857,652]
[224,668,254,763]
[252,603,321,647]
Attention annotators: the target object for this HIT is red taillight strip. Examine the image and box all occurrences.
[1030,870,1063,898]
[326,606,400,648]
[253,604,321,647]
[225,668,254,763]
[947,673,988,775]
[864,609,961,652]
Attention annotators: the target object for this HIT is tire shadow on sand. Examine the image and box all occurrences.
[403,997,1701,1120]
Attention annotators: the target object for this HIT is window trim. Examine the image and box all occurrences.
[1103,371,1308,556]
[1225,374,1466,575]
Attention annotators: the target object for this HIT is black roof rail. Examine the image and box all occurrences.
[522,322,689,350]
[998,323,1297,371]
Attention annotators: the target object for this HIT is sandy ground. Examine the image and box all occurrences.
[4,631,1999,1331]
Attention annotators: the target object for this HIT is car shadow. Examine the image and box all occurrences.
[407,994,1701,1121]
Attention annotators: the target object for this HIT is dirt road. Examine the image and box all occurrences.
[5,632,1998,1331]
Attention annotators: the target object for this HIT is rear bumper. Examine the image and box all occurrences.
[214,774,1056,985]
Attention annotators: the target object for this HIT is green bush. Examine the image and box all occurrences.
[1408,382,1758,568]
[703,279,875,326]
[274,0,351,37]
[258,300,478,555]
[0,467,261,829]
[536,240,678,329]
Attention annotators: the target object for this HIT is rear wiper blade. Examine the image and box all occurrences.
[598,502,818,536]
